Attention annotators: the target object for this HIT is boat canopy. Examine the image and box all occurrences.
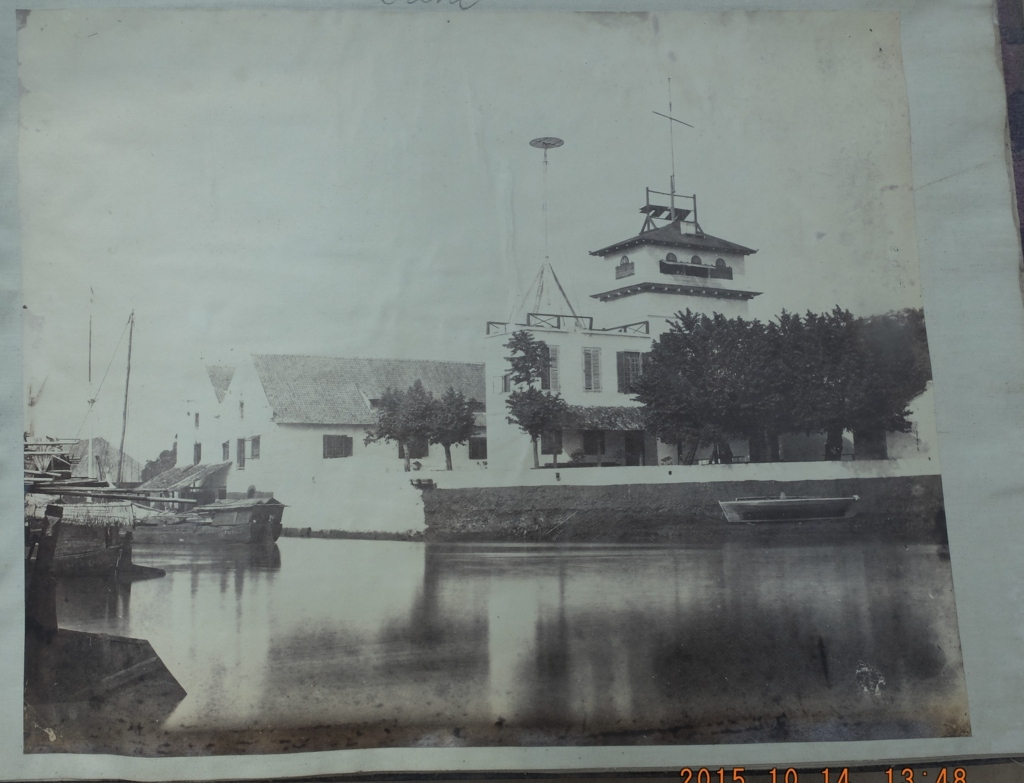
[56,501,158,528]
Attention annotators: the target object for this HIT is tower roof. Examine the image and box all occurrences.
[589,220,757,258]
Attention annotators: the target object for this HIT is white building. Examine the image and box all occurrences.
[485,189,765,473]
[158,355,486,531]
[484,187,936,472]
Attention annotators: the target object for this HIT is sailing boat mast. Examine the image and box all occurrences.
[116,311,134,485]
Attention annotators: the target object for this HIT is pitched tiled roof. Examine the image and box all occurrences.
[251,355,486,426]
[589,221,757,258]
[136,462,231,491]
[206,365,235,403]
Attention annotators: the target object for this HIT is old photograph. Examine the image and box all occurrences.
[19,9,969,755]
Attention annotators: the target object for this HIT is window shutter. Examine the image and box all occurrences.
[548,346,559,391]
[583,348,592,390]
[617,352,627,393]
[589,348,602,391]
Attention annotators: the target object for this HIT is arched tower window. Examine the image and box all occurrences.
[716,258,727,268]
[691,255,703,265]
[666,252,677,262]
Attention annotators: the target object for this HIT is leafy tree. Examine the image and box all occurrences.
[504,331,568,468]
[141,442,177,483]
[636,307,933,463]
[430,387,478,471]
[794,308,866,459]
[506,387,570,469]
[848,308,932,456]
[634,311,778,462]
[364,380,437,472]
[504,330,550,386]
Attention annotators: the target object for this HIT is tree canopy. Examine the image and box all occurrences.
[430,387,478,471]
[365,380,480,471]
[503,330,568,468]
[634,308,932,462]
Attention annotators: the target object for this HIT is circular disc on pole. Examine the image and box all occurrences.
[530,137,564,149]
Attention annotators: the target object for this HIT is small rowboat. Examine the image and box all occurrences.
[719,493,859,523]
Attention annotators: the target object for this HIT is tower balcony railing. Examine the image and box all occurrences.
[660,259,733,280]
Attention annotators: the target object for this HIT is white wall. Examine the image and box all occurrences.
[181,354,485,531]
[887,382,940,461]
[483,324,653,473]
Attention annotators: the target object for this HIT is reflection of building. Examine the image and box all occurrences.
[484,186,937,471]
[163,355,486,531]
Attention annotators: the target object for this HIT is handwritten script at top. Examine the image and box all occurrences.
[381,0,481,9]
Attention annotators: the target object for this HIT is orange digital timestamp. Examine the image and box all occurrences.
[678,769,968,783]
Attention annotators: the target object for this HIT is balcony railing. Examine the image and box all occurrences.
[526,313,594,330]
[486,314,650,336]
[660,260,733,280]
[595,321,650,335]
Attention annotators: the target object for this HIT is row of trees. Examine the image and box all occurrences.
[364,381,479,471]
[633,307,932,462]
[367,307,931,470]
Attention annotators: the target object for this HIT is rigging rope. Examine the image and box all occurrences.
[76,314,131,437]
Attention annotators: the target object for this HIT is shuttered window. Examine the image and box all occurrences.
[251,436,261,460]
[583,347,602,392]
[616,351,643,393]
[193,442,202,465]
[222,441,229,461]
[237,438,246,469]
[323,435,353,459]
[540,344,560,391]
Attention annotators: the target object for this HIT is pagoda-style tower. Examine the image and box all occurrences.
[588,187,761,326]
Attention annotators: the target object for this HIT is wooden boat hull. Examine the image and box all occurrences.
[719,496,859,523]
[132,497,284,546]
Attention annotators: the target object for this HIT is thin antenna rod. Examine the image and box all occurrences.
[117,311,134,485]
[652,80,695,222]
[668,78,675,203]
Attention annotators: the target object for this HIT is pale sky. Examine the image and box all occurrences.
[19,9,921,459]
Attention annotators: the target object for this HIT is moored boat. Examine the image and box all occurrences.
[132,496,285,545]
[719,493,859,523]
[25,496,159,578]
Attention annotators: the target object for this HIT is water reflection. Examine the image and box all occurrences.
[52,538,968,743]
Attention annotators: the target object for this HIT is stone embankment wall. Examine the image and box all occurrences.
[422,474,947,544]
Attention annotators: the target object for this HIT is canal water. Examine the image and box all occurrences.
[54,537,970,745]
